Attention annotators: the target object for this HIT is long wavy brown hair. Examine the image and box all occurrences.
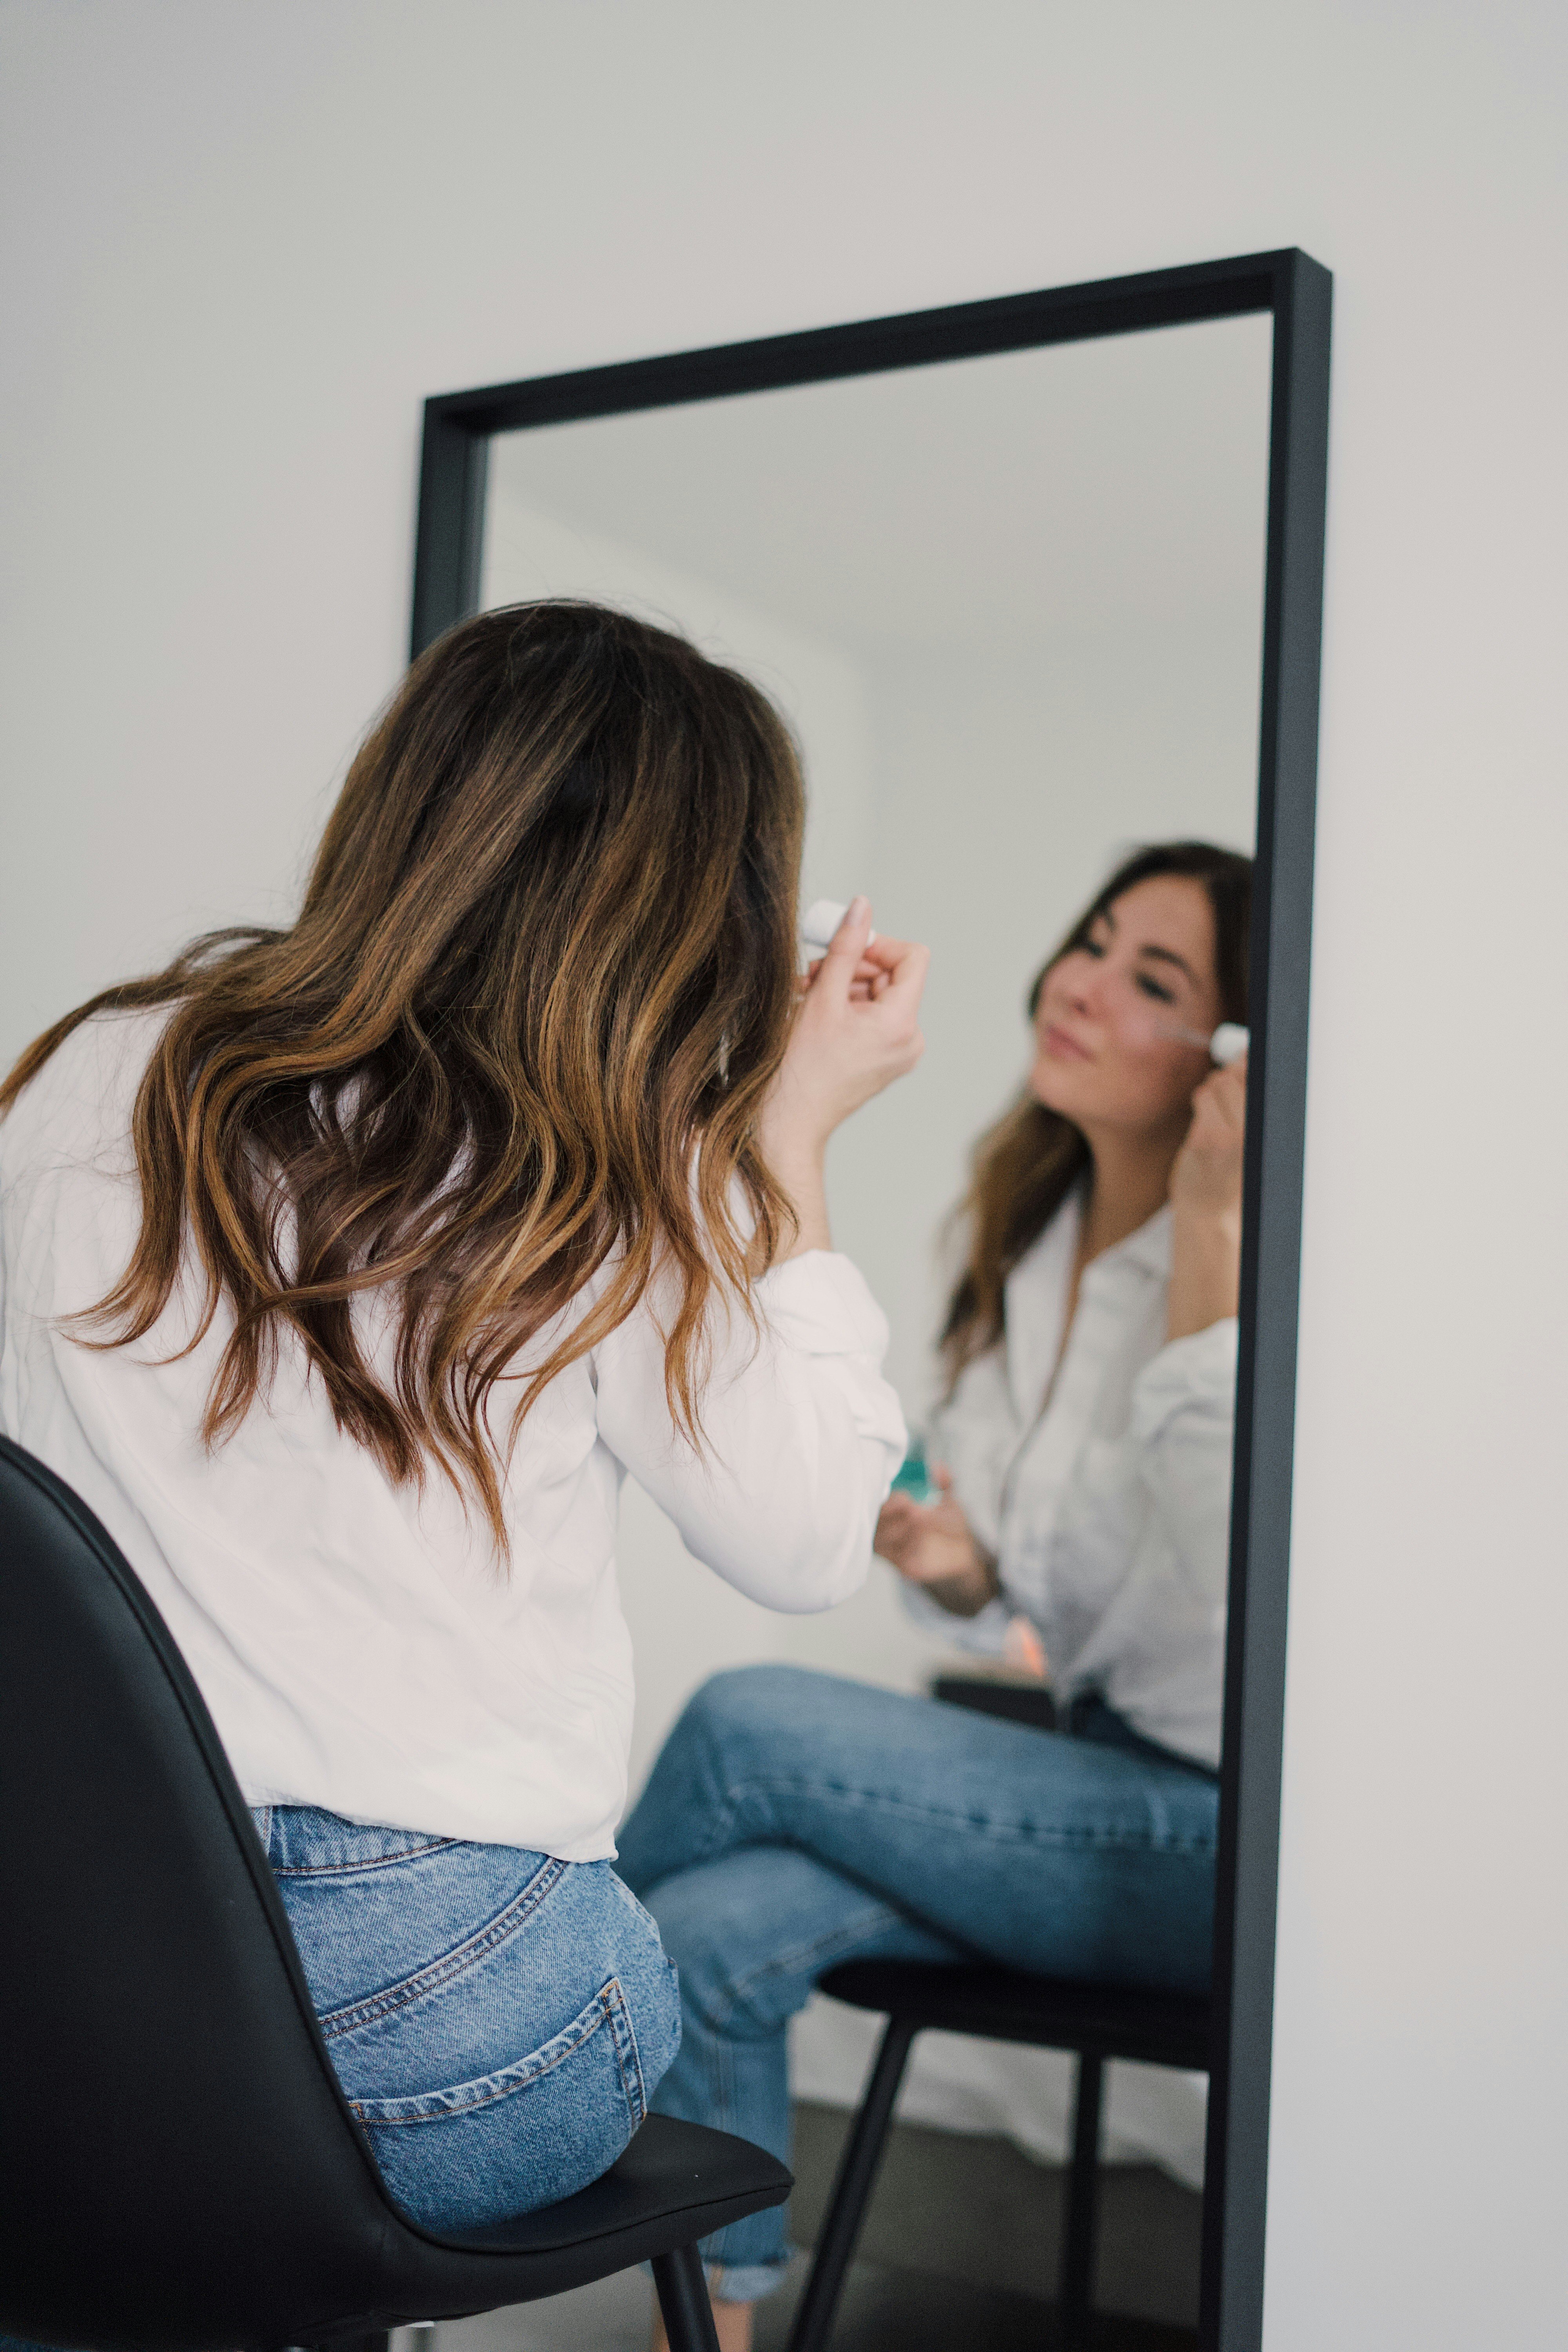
[0,601,806,1549]
[939,838,1252,1387]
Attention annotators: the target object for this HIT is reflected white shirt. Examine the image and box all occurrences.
[0,1011,906,1856]
[920,1190,1236,1768]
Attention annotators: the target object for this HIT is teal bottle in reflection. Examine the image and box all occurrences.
[890,1436,943,1506]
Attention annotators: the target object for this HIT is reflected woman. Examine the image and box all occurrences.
[620,840,1250,2349]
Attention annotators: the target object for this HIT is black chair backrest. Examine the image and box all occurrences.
[0,1436,416,2350]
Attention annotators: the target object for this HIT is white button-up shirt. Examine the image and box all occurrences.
[923,1189,1236,1768]
[0,1010,906,1856]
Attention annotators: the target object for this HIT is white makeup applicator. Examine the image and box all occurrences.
[799,898,877,952]
[1168,1021,1250,1065]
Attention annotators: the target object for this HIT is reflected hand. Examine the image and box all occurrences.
[1166,1055,1245,1339]
[874,1467,999,1618]
[1169,1055,1247,1224]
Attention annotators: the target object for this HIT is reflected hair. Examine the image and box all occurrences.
[0,601,806,1551]
[938,838,1252,1387]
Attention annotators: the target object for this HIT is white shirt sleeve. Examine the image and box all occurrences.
[1027,1318,1238,1676]
[1123,1318,1239,1606]
[896,1576,1014,1655]
[592,1250,907,1613]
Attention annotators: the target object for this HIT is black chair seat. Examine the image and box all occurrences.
[0,1434,788,2352]
[788,1944,1210,2347]
[350,2112,788,2307]
[819,1958,1211,2071]
[401,2111,787,2282]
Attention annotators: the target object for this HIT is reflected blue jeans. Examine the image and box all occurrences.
[616,1665,1218,2301]
[252,1805,681,2230]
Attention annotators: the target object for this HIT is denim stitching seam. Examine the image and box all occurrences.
[699,1898,904,2041]
[320,1855,568,2040]
[726,1775,1216,1857]
[271,1834,457,1880]
[729,1900,907,2011]
[605,1975,648,2129]
[348,1977,619,2125]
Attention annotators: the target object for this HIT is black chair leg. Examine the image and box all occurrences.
[653,2238,723,2352]
[1058,2050,1104,2347]
[786,2014,918,2352]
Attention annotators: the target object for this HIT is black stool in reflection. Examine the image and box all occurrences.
[0,1436,790,2352]
[785,1678,1210,2352]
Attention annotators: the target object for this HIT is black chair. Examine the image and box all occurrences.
[784,1680,1210,2352]
[0,1435,789,2352]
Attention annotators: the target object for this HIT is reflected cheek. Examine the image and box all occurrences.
[1113,1001,1181,1058]
[1122,1044,1209,1124]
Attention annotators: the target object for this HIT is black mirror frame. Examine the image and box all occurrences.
[408,247,1331,2352]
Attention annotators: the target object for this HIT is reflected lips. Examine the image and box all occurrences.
[1042,1024,1093,1062]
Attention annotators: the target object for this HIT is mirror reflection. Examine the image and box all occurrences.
[478,314,1270,2334]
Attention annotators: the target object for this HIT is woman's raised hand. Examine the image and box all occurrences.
[1165,1054,1247,1339]
[760,898,928,1167]
[1169,1055,1247,1223]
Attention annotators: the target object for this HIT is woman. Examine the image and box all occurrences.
[619,839,1249,2348]
[0,602,927,2232]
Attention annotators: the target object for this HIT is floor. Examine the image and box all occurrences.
[425,2101,1203,2351]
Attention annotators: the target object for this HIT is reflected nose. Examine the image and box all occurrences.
[1059,960,1101,1018]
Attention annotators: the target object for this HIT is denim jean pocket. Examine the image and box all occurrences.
[349,1974,651,2229]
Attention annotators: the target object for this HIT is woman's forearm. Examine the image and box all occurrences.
[760,1136,833,1259]
[1166,1207,1241,1341]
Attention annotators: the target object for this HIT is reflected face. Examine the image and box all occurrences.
[1028,877,1224,1139]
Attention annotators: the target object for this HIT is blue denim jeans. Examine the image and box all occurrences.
[0,1810,681,2352]
[616,1665,1218,2301]
[252,1805,681,2231]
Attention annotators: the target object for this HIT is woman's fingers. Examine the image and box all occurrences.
[1219,1058,1248,1129]
[803,953,884,992]
[762,898,930,1165]
[874,1494,918,1551]
[1172,1053,1248,1221]
[870,933,931,1008]
[808,907,928,1019]
[809,905,928,1059]
[1189,1058,1247,1141]
[814,897,877,999]
[881,1500,984,1588]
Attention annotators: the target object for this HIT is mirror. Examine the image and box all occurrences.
[413,256,1330,2348]
[481,317,1268,1499]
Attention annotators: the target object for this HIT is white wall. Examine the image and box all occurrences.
[2,5,1565,2345]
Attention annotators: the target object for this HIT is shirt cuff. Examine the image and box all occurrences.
[756,1249,891,1357]
[898,1578,1013,1655]
[1132,1316,1239,1431]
